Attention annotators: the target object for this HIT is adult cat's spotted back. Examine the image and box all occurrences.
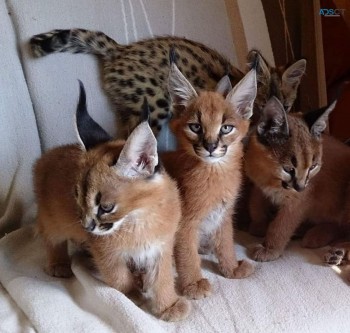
[30,28,306,136]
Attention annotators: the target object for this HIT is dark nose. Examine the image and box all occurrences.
[85,219,96,232]
[293,183,305,192]
[203,142,218,154]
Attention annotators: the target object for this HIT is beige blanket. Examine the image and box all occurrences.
[1,226,349,333]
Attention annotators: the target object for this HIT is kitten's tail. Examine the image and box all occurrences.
[30,29,120,58]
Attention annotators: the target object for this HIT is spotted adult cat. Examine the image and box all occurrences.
[244,97,350,262]
[34,82,190,321]
[30,29,306,136]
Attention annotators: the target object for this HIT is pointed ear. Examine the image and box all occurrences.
[225,69,257,119]
[114,122,158,178]
[247,49,271,85]
[257,96,289,141]
[167,62,198,107]
[215,75,232,96]
[75,80,112,150]
[304,100,336,137]
[282,59,306,89]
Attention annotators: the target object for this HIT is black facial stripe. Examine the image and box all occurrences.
[95,192,101,205]
[291,155,297,167]
[82,169,91,204]
[196,110,202,123]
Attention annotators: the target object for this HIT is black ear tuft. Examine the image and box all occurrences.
[169,45,177,64]
[140,97,151,124]
[303,100,336,137]
[76,80,112,150]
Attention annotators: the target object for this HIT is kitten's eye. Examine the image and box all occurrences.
[283,166,295,174]
[188,123,202,134]
[220,125,234,134]
[309,164,318,171]
[99,203,115,214]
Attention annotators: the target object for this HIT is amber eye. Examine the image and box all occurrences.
[283,166,295,174]
[220,125,234,134]
[309,164,317,171]
[99,203,115,214]
[188,123,202,134]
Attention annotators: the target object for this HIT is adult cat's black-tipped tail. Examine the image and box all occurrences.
[76,80,112,150]
[140,97,151,124]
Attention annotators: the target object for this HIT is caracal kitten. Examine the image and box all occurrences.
[34,82,190,321]
[161,63,257,299]
[244,97,349,262]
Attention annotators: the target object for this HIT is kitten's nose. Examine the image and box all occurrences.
[204,142,218,154]
[85,219,96,232]
[293,183,305,192]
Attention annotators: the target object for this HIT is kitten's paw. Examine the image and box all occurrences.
[160,297,191,322]
[252,244,282,262]
[182,278,212,299]
[45,263,73,278]
[324,248,346,266]
[223,260,255,279]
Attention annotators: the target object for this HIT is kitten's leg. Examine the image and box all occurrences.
[214,213,254,279]
[149,246,191,321]
[249,186,271,237]
[252,205,303,262]
[94,255,134,294]
[43,239,73,278]
[175,223,212,299]
[301,223,341,248]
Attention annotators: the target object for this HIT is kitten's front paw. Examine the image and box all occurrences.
[252,244,282,262]
[324,248,346,266]
[160,297,191,322]
[182,278,212,299]
[45,263,73,278]
[222,260,255,279]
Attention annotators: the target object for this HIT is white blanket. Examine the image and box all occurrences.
[1,226,349,333]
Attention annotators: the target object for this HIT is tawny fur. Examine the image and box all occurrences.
[34,122,190,321]
[161,82,255,299]
[245,100,350,262]
[29,29,305,136]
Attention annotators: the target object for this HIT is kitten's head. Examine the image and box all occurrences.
[75,82,161,236]
[167,63,257,163]
[247,50,306,123]
[245,97,336,197]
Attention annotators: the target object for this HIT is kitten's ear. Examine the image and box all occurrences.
[304,100,336,137]
[282,59,306,89]
[247,50,271,85]
[168,54,198,107]
[225,69,257,119]
[215,75,232,96]
[75,80,112,150]
[257,96,289,139]
[114,121,158,178]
